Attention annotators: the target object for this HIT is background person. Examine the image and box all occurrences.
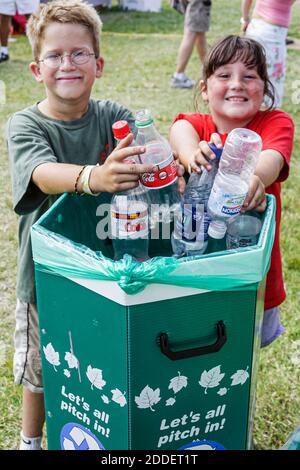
[171,0,212,89]
[0,0,40,62]
[240,0,296,107]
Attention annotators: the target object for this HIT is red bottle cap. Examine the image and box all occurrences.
[112,120,131,140]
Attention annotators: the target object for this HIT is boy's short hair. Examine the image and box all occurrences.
[27,0,103,61]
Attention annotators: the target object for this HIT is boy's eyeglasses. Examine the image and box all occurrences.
[38,49,95,68]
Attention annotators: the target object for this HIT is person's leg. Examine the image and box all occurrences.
[22,388,45,438]
[0,14,11,60]
[14,300,45,449]
[175,29,197,74]
[261,306,285,348]
[195,31,207,64]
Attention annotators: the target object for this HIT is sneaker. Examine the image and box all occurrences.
[170,74,195,89]
[0,53,9,62]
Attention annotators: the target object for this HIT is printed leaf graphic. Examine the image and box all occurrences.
[166,397,176,406]
[231,368,249,386]
[64,352,78,369]
[111,389,127,407]
[135,386,161,412]
[199,365,225,394]
[86,365,106,390]
[217,387,228,396]
[64,369,71,378]
[101,394,110,404]
[168,371,188,394]
[43,343,60,371]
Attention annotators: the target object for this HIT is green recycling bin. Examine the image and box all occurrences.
[31,193,275,451]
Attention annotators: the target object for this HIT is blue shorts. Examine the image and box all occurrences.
[261,306,285,348]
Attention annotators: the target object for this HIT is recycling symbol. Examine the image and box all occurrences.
[60,422,105,450]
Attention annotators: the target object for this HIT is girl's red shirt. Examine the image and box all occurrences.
[174,110,294,309]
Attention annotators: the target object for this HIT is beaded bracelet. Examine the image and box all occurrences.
[81,165,100,196]
[74,165,87,194]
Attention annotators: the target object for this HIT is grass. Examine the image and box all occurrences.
[0,0,299,450]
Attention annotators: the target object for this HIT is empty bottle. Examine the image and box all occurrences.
[111,121,149,261]
[171,144,222,257]
[226,214,262,249]
[135,109,181,225]
[207,128,262,239]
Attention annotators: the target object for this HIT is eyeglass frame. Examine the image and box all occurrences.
[38,49,96,68]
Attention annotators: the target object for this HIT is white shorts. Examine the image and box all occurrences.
[0,1,39,16]
[246,18,287,107]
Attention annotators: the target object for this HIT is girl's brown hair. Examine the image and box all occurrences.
[195,35,275,111]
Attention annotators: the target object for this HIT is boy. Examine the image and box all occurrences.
[6,0,156,450]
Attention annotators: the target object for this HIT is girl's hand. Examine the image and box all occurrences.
[241,175,266,213]
[189,133,223,174]
[89,134,156,193]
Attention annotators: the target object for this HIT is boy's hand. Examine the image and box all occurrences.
[189,133,222,174]
[241,175,266,213]
[173,150,186,194]
[89,134,156,193]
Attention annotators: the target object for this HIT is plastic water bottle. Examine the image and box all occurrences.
[207,128,262,239]
[171,144,222,257]
[226,214,262,249]
[111,121,149,261]
[135,109,181,225]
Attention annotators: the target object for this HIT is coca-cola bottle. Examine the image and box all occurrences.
[110,121,149,261]
[135,109,181,225]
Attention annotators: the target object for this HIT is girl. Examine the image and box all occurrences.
[169,35,294,347]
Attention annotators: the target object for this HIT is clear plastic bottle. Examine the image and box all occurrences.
[135,109,181,225]
[111,121,149,261]
[226,214,262,249]
[171,144,222,257]
[207,128,262,239]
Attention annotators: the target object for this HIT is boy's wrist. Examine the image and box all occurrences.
[81,165,101,196]
[87,164,104,195]
[75,165,101,196]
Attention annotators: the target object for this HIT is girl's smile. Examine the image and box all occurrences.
[201,61,265,132]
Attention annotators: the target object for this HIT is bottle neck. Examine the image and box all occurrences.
[208,220,227,239]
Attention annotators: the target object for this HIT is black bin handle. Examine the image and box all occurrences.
[159,320,226,361]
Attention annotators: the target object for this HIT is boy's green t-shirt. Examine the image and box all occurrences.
[6,99,135,304]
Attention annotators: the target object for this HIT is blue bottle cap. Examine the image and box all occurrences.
[208,143,223,161]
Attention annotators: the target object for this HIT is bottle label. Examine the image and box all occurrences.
[111,204,148,240]
[209,186,247,218]
[140,153,178,189]
[221,194,245,215]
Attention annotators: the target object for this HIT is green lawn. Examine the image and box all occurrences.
[0,0,299,450]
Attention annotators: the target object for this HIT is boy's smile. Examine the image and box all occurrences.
[30,22,104,119]
[201,61,265,132]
